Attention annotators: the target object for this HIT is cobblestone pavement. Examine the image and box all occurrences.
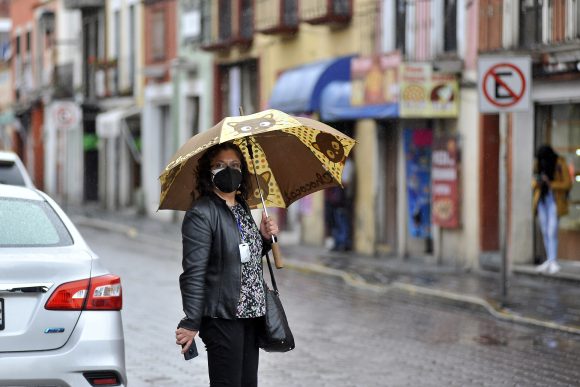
[81,226,580,387]
[68,204,580,334]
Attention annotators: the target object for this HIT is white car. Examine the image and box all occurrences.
[0,185,127,386]
[0,150,34,188]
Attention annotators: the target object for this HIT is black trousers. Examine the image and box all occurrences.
[199,317,262,387]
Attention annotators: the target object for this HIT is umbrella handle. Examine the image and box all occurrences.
[271,241,284,269]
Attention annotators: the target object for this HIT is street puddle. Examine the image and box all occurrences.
[473,334,508,346]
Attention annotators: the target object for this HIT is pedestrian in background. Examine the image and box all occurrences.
[532,144,572,274]
[175,142,279,387]
[324,157,354,251]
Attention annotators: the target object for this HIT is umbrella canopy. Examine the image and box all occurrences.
[159,109,355,211]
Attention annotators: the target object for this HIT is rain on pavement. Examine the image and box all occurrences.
[81,226,580,387]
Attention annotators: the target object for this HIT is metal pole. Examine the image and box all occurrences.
[499,112,508,302]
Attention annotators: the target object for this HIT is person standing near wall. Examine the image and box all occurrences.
[532,145,572,274]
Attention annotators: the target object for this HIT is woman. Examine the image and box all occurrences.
[532,145,572,274]
[175,142,279,387]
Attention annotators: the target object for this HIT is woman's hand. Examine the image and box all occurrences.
[260,212,279,240]
[175,327,197,354]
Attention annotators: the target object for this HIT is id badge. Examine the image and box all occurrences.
[239,243,251,263]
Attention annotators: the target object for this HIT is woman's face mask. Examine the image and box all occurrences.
[212,166,243,193]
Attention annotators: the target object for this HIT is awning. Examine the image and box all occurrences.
[96,106,139,139]
[320,81,399,122]
[269,56,353,114]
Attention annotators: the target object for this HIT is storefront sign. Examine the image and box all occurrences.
[400,64,458,118]
[432,135,460,228]
[477,56,531,113]
[404,128,432,238]
[351,53,401,106]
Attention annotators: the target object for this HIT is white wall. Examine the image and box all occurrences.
[457,88,480,267]
[510,108,535,264]
[143,82,173,219]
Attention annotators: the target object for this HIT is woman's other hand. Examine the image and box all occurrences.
[176,327,197,354]
[260,212,279,240]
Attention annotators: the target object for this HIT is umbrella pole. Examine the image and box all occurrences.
[245,136,284,269]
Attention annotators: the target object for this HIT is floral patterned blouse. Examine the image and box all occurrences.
[230,204,266,318]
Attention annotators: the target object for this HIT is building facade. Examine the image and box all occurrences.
[478,0,580,265]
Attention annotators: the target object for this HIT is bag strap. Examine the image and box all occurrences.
[264,252,279,293]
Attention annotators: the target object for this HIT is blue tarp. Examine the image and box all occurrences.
[268,56,353,114]
[320,81,399,122]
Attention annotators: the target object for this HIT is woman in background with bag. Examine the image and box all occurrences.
[532,144,572,274]
[175,142,279,387]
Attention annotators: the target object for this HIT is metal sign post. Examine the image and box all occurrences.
[478,56,531,303]
[499,113,508,302]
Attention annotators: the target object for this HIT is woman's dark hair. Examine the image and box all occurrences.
[536,144,558,181]
[195,142,251,200]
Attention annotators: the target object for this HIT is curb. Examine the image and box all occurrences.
[74,216,580,336]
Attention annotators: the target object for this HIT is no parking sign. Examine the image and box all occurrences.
[478,57,531,113]
[51,101,81,130]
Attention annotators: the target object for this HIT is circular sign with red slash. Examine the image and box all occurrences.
[482,63,526,108]
[52,102,81,130]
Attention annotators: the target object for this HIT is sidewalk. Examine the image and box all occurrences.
[68,204,580,336]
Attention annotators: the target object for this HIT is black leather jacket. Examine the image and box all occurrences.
[178,193,271,331]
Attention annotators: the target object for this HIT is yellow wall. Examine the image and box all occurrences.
[215,0,377,248]
[353,119,376,254]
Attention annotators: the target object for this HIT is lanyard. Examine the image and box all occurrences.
[234,213,245,243]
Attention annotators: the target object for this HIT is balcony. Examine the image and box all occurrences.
[300,0,352,26]
[63,0,104,9]
[255,0,298,35]
[200,0,254,51]
[234,0,254,46]
[53,63,74,99]
[200,0,232,51]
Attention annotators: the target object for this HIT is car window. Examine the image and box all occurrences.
[0,162,26,186]
[0,199,73,247]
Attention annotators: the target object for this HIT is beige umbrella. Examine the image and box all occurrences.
[159,109,356,267]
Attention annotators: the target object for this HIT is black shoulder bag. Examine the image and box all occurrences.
[258,252,295,352]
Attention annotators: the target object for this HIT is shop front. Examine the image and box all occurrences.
[510,70,580,266]
[398,63,461,262]
[269,55,354,247]
[320,53,400,255]
[534,102,580,261]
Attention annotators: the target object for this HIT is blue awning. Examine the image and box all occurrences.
[320,81,399,122]
[268,56,353,114]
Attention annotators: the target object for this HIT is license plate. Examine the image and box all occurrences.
[0,298,3,330]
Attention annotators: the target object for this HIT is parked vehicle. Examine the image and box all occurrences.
[0,151,34,188]
[0,184,127,386]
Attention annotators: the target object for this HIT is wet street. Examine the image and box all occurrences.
[81,226,580,387]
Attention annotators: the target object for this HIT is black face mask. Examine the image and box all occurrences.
[212,167,243,193]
